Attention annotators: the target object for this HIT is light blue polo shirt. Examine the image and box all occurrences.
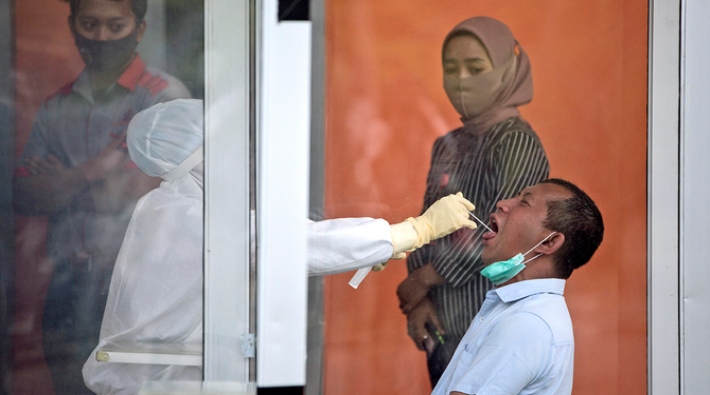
[432,278,574,395]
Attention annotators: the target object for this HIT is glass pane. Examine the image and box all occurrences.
[5,1,204,394]
[316,1,647,395]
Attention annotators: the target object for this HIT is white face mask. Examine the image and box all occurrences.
[443,55,514,119]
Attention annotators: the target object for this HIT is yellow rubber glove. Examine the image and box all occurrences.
[404,192,477,251]
[372,222,414,272]
[373,193,476,272]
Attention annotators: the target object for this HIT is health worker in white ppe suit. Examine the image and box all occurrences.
[82,99,477,394]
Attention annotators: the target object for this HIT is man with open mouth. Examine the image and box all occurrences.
[432,178,604,395]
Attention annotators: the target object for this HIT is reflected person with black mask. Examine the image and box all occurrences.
[12,0,190,393]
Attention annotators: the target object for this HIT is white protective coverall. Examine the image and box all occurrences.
[307,217,393,275]
[82,99,205,394]
[81,99,429,394]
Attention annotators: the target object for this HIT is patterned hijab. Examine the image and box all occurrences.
[442,16,533,135]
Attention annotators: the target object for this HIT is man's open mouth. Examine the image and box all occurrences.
[482,216,498,240]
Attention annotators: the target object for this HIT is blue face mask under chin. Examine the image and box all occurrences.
[480,232,557,285]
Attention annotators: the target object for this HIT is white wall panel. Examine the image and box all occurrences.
[681,0,710,392]
[257,0,311,387]
[648,0,680,393]
[204,0,252,384]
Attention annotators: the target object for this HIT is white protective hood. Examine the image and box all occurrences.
[83,99,205,394]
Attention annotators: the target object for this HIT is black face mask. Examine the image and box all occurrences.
[74,28,139,72]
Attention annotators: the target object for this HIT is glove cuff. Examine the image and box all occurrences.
[390,221,419,256]
[404,216,432,251]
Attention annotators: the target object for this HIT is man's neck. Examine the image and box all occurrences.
[87,55,135,97]
[500,258,558,286]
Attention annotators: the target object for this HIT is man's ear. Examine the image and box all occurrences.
[537,232,565,256]
[135,20,147,42]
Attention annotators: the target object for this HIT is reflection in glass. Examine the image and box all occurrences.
[9,1,203,394]
[83,99,204,394]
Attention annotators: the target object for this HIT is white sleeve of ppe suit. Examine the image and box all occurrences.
[82,177,204,394]
[307,217,393,275]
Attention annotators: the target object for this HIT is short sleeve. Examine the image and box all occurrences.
[148,72,192,105]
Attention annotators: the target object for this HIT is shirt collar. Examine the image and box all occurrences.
[72,55,146,102]
[116,55,147,91]
[494,278,566,303]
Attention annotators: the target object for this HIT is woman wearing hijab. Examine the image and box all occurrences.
[396,16,550,387]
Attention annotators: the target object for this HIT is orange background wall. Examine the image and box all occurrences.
[322,1,647,395]
[10,1,647,394]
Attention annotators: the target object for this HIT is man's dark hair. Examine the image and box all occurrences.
[540,178,604,279]
[65,0,148,23]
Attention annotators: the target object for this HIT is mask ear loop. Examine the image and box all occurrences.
[521,232,557,265]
